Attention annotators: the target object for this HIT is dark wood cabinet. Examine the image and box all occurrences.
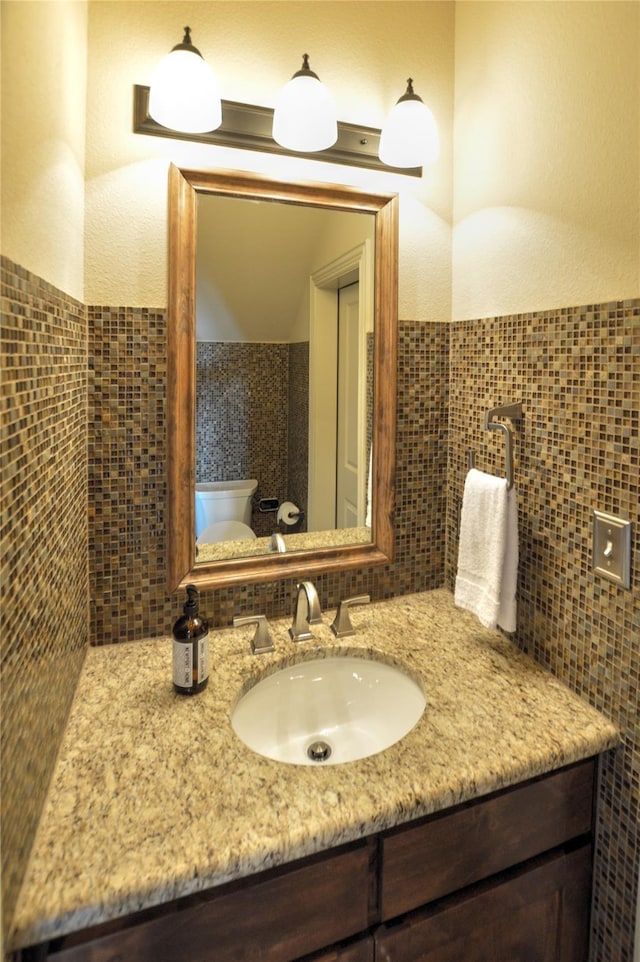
[27,759,596,962]
[44,842,373,962]
[379,757,594,920]
[375,844,592,962]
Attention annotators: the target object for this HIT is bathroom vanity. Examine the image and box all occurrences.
[9,591,617,961]
[26,760,595,961]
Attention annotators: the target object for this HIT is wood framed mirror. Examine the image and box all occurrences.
[167,164,397,591]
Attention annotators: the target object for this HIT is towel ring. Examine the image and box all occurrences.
[467,403,522,489]
[484,402,522,489]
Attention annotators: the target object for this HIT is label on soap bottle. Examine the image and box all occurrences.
[198,636,209,684]
[173,641,193,689]
[172,637,209,691]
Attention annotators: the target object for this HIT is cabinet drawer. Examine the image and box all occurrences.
[376,843,592,962]
[380,759,594,920]
[50,842,371,962]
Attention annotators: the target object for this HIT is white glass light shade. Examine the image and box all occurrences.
[273,55,337,152]
[148,30,221,135]
[379,81,440,169]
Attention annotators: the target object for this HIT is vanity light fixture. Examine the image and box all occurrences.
[136,33,432,177]
[134,84,422,176]
[272,54,338,152]
[378,78,440,169]
[148,26,222,135]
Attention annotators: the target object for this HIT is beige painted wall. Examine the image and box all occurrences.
[452,0,640,320]
[84,1,455,320]
[4,2,635,320]
[1,1,88,302]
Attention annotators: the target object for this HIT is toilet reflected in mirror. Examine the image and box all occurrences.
[195,480,258,543]
[197,520,257,544]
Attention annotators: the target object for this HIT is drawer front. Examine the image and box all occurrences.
[51,843,371,962]
[380,759,594,920]
[376,843,592,962]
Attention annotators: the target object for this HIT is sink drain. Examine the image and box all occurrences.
[307,740,332,762]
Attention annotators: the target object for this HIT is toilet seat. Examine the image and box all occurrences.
[197,520,257,544]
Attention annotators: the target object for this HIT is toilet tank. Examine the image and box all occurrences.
[195,480,258,538]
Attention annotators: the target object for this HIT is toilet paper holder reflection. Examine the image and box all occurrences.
[277,501,305,526]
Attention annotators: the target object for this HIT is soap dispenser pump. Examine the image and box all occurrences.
[172,584,209,695]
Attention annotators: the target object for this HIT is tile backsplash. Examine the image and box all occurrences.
[88,312,449,640]
[1,256,89,937]
[88,305,167,643]
[196,340,307,538]
[447,299,639,962]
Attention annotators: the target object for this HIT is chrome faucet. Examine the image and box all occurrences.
[289,581,322,641]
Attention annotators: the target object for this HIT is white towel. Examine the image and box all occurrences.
[454,468,518,632]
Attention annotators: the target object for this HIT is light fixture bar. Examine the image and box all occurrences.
[133,85,421,177]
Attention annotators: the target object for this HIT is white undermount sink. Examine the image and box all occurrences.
[231,653,426,765]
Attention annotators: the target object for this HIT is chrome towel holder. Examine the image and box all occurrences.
[468,402,523,489]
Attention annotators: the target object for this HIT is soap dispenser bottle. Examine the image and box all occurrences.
[172,584,209,695]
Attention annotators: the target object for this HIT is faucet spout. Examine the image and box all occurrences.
[270,532,286,553]
[289,581,322,641]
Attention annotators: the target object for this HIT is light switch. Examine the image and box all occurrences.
[592,510,632,589]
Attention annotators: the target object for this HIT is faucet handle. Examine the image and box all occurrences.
[330,594,370,638]
[233,615,276,655]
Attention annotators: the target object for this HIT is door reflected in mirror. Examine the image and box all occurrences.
[195,193,375,564]
[166,165,397,591]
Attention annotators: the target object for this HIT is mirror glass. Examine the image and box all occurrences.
[195,193,375,564]
[167,166,398,591]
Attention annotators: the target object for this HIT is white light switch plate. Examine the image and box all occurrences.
[593,510,632,589]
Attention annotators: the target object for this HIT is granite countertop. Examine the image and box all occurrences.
[9,589,618,951]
